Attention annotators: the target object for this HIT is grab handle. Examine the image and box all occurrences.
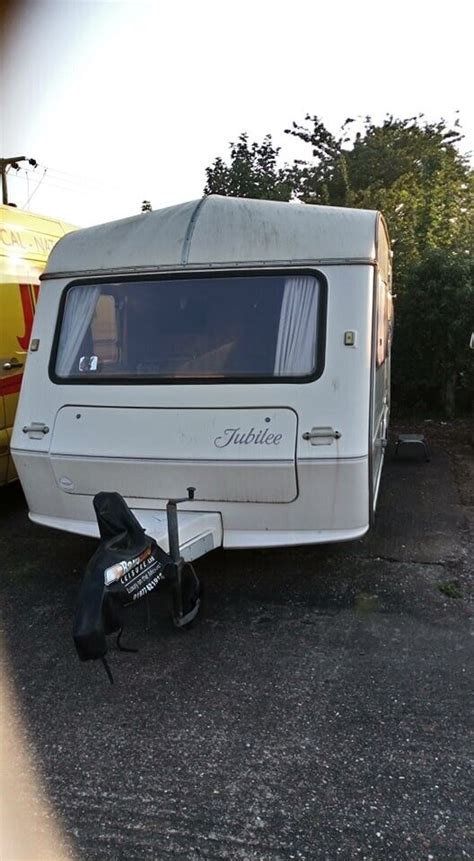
[22,423,49,435]
[3,359,23,370]
[302,427,341,443]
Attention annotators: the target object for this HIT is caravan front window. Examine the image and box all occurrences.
[53,273,325,382]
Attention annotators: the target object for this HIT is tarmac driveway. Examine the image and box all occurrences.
[1,431,472,861]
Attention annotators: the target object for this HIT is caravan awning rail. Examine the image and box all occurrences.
[40,256,379,280]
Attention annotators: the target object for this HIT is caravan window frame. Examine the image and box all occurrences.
[49,268,328,386]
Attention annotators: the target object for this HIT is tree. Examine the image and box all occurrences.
[204,133,293,201]
[205,116,472,277]
[285,114,473,283]
[203,115,474,415]
[393,251,473,416]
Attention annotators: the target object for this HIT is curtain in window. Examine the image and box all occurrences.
[274,276,319,375]
[56,286,101,376]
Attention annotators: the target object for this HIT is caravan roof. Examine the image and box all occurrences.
[43,195,382,279]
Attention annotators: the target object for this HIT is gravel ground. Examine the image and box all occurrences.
[1,424,473,861]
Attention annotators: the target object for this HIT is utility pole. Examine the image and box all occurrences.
[1,156,37,204]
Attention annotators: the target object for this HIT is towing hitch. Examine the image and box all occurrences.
[166,487,202,628]
[73,489,202,682]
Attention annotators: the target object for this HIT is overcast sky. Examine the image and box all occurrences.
[1,0,473,227]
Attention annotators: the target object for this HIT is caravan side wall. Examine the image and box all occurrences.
[12,263,375,547]
[371,218,392,510]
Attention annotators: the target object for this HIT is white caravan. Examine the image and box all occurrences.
[12,195,393,561]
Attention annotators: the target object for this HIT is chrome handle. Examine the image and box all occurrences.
[3,360,23,370]
[22,423,49,435]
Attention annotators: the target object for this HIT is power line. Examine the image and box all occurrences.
[6,161,121,198]
[7,169,123,209]
[16,174,106,195]
[12,164,121,192]
[22,166,48,209]
[38,164,121,188]
[28,163,121,191]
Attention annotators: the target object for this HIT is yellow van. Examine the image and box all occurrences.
[0,205,75,485]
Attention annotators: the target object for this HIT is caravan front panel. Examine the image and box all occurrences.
[49,406,299,503]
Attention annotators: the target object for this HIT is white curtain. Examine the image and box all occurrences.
[56,286,101,376]
[274,276,319,375]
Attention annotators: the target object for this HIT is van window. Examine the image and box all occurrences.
[53,274,324,382]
